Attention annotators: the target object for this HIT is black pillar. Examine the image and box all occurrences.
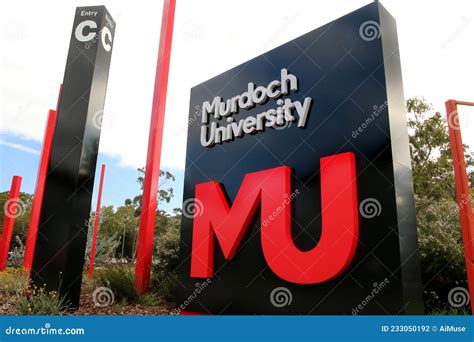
[30,6,115,309]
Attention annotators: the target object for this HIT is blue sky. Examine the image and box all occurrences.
[0,132,184,213]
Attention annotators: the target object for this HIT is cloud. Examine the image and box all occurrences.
[0,139,40,155]
[1,0,474,170]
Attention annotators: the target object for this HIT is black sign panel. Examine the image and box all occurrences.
[177,3,423,314]
[31,6,115,309]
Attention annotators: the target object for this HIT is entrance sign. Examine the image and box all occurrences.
[30,6,115,309]
[177,2,423,314]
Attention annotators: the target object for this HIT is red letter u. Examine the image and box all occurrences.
[190,152,358,284]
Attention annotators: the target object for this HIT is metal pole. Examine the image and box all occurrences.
[88,164,106,279]
[445,99,474,315]
[0,176,22,271]
[24,105,59,270]
[135,0,176,294]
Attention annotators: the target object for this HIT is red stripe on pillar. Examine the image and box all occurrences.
[88,164,106,279]
[0,176,23,271]
[135,0,176,294]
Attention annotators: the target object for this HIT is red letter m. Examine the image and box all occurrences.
[191,152,358,284]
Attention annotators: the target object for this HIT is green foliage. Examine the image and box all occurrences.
[407,98,458,201]
[126,168,176,217]
[429,307,470,316]
[151,218,181,301]
[8,236,25,268]
[94,265,140,305]
[0,192,33,249]
[152,273,178,302]
[13,285,68,315]
[407,97,471,313]
[83,167,181,306]
[139,293,164,307]
[416,196,468,311]
[95,205,138,260]
[84,217,121,267]
[0,267,28,293]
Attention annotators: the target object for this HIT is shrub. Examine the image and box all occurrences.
[429,307,470,315]
[13,285,68,315]
[415,195,470,312]
[152,272,178,302]
[84,218,121,267]
[0,267,28,293]
[94,265,140,305]
[151,224,180,301]
[139,293,163,307]
[8,236,25,268]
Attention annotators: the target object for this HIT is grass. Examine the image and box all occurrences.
[139,293,163,307]
[93,265,166,307]
[151,271,178,302]
[0,267,28,293]
[13,285,68,315]
[429,307,471,315]
[94,265,140,305]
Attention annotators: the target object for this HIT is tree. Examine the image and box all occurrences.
[93,168,180,262]
[407,98,456,202]
[407,97,473,312]
[0,192,33,244]
[126,168,175,217]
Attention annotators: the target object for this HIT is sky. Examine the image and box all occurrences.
[1,0,474,212]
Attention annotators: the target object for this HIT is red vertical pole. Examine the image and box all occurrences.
[0,176,22,271]
[445,99,474,315]
[135,0,176,294]
[88,164,106,279]
[23,110,58,270]
[24,86,61,270]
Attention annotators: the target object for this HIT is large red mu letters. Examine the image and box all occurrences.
[191,152,359,284]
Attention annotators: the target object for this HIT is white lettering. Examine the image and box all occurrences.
[198,68,313,147]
